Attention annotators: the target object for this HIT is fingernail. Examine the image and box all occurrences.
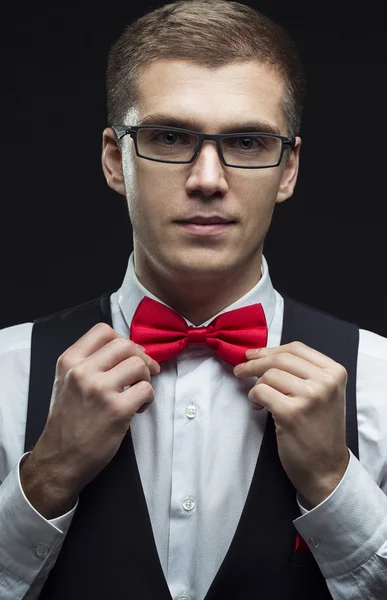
[136,344,146,351]
[252,403,264,410]
[245,348,260,358]
[234,364,244,375]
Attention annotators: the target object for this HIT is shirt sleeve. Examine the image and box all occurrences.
[293,448,387,600]
[0,453,78,600]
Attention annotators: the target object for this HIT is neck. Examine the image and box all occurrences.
[133,252,263,325]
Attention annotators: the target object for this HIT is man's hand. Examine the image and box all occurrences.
[234,341,350,508]
[20,322,161,519]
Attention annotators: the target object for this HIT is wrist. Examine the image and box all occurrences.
[298,451,350,509]
[20,453,78,519]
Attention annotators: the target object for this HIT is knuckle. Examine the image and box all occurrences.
[254,378,268,394]
[323,371,337,388]
[267,367,282,380]
[335,364,348,384]
[306,380,325,402]
[95,322,117,345]
[129,355,147,371]
[289,340,305,353]
[57,352,72,373]
[137,380,154,398]
[320,370,341,394]
[93,322,115,341]
[87,377,106,397]
[139,381,154,396]
[115,336,135,350]
[67,363,86,383]
[272,353,288,368]
[250,385,262,402]
[260,368,278,384]
[95,322,112,334]
[272,354,282,368]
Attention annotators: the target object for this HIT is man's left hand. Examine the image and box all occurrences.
[234,341,350,509]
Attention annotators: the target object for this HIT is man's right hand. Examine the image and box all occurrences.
[20,322,160,519]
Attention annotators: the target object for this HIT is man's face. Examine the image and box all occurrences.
[104,59,301,283]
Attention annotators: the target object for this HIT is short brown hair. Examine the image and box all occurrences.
[106,0,306,139]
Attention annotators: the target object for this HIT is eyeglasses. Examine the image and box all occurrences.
[112,125,295,169]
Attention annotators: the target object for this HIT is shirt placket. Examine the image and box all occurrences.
[167,350,203,600]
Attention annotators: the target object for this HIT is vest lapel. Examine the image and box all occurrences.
[204,408,312,599]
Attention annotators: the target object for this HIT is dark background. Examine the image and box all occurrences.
[1,1,386,335]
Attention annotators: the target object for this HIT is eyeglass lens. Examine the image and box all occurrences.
[136,128,282,166]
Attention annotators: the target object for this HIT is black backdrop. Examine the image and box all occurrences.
[1,1,386,336]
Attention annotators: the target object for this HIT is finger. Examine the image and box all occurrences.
[64,322,122,364]
[106,354,152,391]
[235,352,322,380]
[121,380,155,416]
[246,341,334,369]
[136,401,153,414]
[258,368,306,397]
[134,344,146,351]
[248,382,285,415]
[85,337,161,376]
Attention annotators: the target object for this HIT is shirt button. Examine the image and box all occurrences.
[182,497,195,511]
[178,595,191,600]
[34,544,49,559]
[308,536,321,548]
[185,405,197,419]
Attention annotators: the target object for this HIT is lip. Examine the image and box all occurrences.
[175,215,235,225]
[175,222,234,236]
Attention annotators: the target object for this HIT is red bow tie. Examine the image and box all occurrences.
[130,297,268,366]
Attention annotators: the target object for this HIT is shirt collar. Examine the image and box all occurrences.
[117,252,277,332]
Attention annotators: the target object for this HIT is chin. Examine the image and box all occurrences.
[165,252,238,277]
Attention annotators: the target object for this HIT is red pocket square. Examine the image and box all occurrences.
[294,533,311,553]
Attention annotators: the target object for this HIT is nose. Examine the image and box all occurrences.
[185,140,229,198]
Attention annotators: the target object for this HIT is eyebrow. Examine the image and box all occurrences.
[137,114,282,136]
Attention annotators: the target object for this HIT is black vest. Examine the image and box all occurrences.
[25,291,359,600]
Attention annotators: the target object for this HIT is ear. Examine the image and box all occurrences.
[101,128,126,196]
[275,136,302,204]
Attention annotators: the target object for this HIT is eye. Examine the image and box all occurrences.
[237,136,267,150]
[159,131,179,145]
[238,137,257,149]
[150,130,191,146]
[224,136,267,152]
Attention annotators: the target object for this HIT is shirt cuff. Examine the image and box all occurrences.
[296,449,353,516]
[293,448,387,579]
[0,453,78,585]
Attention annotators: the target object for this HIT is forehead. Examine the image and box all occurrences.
[134,59,287,133]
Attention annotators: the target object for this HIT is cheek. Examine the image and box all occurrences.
[121,151,175,233]
[121,148,155,223]
[238,174,281,216]
[125,158,181,215]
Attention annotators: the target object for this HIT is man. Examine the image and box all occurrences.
[0,1,386,599]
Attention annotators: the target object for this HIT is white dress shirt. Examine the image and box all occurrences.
[0,253,386,600]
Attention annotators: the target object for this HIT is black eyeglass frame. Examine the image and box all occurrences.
[112,124,296,169]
